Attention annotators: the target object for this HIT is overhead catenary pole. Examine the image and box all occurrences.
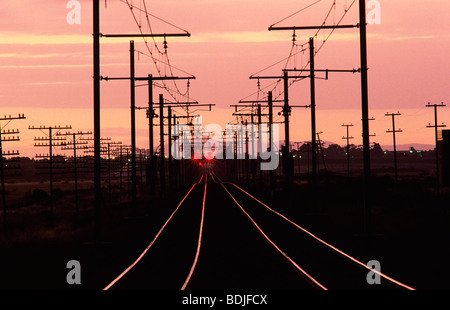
[309,37,317,186]
[120,145,123,202]
[130,40,137,214]
[385,112,402,181]
[426,102,446,196]
[268,91,275,190]
[359,0,371,235]
[168,106,173,189]
[159,94,166,192]
[95,4,193,241]
[244,119,250,183]
[283,71,290,156]
[257,104,263,184]
[268,0,371,234]
[148,74,155,189]
[105,74,195,191]
[93,0,101,243]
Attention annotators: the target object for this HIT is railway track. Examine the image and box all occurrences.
[102,167,415,291]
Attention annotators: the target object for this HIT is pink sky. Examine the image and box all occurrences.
[0,0,449,158]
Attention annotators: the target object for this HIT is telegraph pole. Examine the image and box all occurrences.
[342,124,354,177]
[0,114,25,234]
[30,125,72,225]
[58,131,92,220]
[106,141,122,201]
[385,112,402,181]
[316,132,327,173]
[426,102,446,195]
[293,142,302,176]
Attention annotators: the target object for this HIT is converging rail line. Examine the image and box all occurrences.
[102,167,415,290]
[210,171,327,290]
[103,174,206,290]
[211,170,415,290]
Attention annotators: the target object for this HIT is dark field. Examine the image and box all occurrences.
[0,155,449,292]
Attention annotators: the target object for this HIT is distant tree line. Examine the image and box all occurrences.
[294,143,435,159]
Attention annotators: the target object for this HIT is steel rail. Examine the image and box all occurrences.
[211,171,415,291]
[211,172,327,290]
[103,174,204,290]
[181,173,208,290]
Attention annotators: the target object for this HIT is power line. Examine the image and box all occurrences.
[245,0,357,104]
[270,0,323,28]
[122,0,194,104]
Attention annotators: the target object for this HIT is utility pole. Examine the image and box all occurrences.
[316,132,327,173]
[426,102,446,196]
[0,114,25,234]
[168,106,173,189]
[147,74,155,190]
[309,38,317,185]
[159,94,166,192]
[103,75,195,191]
[130,40,137,214]
[385,112,402,181]
[270,0,371,235]
[342,124,354,177]
[359,0,371,236]
[283,64,360,182]
[119,145,124,202]
[30,125,72,225]
[93,0,101,243]
[244,119,250,183]
[257,104,264,184]
[282,71,291,186]
[268,92,275,191]
[93,0,191,242]
[293,142,302,176]
[249,73,309,189]
[106,141,122,201]
[58,131,92,220]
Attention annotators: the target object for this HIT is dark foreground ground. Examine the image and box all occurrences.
[0,162,449,305]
